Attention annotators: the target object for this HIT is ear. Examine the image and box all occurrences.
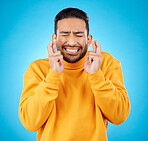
[52,33,57,40]
[87,34,92,46]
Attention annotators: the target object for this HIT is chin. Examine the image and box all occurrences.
[63,57,81,63]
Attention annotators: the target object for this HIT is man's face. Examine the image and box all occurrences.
[53,18,92,63]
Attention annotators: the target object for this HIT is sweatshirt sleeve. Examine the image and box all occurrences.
[86,57,130,125]
[19,61,61,132]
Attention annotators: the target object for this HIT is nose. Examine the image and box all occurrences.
[67,35,77,46]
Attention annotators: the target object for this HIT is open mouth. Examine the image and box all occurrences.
[63,47,81,55]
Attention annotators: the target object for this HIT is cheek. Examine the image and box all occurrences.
[57,38,64,48]
[57,36,66,43]
[81,39,88,48]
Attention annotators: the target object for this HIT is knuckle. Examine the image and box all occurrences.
[49,57,53,61]
[57,51,61,54]
[90,54,94,57]
[48,54,52,57]
[49,55,55,60]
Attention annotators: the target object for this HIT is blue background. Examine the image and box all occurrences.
[0,0,147,140]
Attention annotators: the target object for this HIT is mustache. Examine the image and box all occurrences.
[62,45,82,48]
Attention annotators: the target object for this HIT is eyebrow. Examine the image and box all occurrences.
[60,31,71,34]
[60,31,84,34]
[73,31,84,34]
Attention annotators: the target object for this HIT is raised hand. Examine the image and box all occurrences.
[84,39,102,74]
[47,39,64,73]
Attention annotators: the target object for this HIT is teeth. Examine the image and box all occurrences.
[66,49,78,52]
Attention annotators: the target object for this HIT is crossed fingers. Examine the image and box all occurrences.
[47,39,57,55]
[87,39,101,62]
[92,39,101,55]
[47,39,63,63]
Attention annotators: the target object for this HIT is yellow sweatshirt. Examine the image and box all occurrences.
[19,51,130,141]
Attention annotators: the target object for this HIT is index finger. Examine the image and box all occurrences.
[47,40,54,55]
[92,39,96,53]
[52,39,57,53]
[95,40,101,55]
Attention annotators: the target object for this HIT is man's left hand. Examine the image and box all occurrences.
[84,39,102,74]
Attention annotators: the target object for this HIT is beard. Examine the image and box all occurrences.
[57,44,88,63]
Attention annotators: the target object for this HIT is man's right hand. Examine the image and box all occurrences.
[47,39,64,73]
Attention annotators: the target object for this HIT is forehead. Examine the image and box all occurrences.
[57,18,86,32]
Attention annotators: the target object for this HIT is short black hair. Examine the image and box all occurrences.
[54,8,89,35]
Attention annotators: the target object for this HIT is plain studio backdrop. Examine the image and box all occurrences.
[0,0,147,140]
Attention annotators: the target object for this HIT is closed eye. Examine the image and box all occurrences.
[76,35,83,37]
[62,35,68,36]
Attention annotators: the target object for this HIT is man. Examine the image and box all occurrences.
[19,8,130,141]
